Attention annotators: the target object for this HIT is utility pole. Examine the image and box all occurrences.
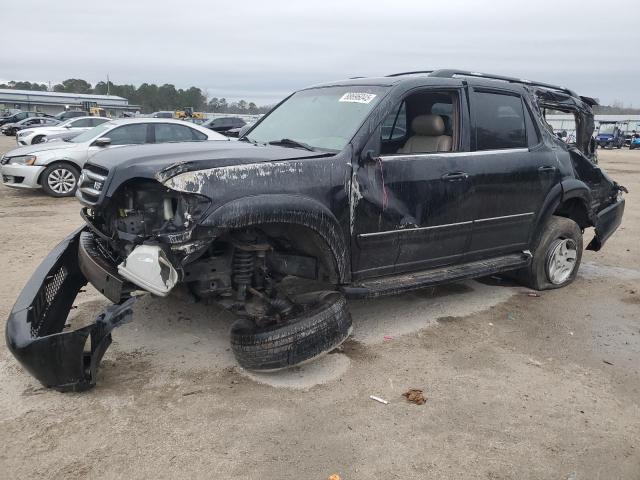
[107,74,110,96]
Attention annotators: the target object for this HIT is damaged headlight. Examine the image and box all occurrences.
[112,181,211,243]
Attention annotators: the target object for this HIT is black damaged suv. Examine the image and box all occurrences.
[6,70,626,391]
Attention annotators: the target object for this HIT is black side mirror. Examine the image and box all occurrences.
[94,137,111,147]
[361,149,380,164]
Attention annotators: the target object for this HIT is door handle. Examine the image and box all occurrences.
[442,172,469,181]
[538,165,556,173]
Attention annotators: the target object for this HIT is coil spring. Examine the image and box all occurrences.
[232,249,254,285]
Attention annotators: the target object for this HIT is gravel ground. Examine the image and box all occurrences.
[0,134,638,479]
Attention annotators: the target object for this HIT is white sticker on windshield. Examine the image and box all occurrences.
[339,92,377,104]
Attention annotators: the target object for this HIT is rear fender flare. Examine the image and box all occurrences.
[529,179,591,248]
[199,194,350,283]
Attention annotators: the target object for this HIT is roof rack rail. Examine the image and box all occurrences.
[427,69,578,97]
[386,70,434,77]
[385,69,580,98]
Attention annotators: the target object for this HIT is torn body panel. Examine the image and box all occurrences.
[5,228,135,392]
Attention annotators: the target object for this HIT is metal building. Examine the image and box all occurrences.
[0,89,139,117]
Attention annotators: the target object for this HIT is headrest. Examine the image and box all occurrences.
[411,114,445,136]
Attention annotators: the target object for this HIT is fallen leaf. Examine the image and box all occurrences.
[402,388,426,405]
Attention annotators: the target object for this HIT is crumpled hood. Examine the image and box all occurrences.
[4,141,76,157]
[85,140,331,201]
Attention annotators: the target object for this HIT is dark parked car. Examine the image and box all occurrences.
[595,122,626,149]
[203,116,246,134]
[54,110,89,121]
[5,70,626,392]
[0,111,48,127]
[1,116,59,136]
[151,111,174,119]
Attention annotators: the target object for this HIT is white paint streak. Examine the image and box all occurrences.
[165,162,306,193]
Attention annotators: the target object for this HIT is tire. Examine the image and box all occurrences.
[517,215,583,291]
[40,163,80,197]
[32,135,45,144]
[230,291,352,370]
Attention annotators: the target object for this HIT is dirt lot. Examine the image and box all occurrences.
[0,135,638,479]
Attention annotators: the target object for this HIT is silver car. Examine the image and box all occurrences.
[1,118,228,197]
[16,116,110,145]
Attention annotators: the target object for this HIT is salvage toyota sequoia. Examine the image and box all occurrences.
[6,70,626,391]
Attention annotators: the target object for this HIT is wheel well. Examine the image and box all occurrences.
[37,161,80,185]
[554,198,590,229]
[231,223,341,284]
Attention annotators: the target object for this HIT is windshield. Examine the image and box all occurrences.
[599,124,615,135]
[246,86,387,151]
[69,122,114,143]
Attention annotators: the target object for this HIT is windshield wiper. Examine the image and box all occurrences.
[268,138,315,151]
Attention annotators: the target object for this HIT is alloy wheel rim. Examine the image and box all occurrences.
[545,238,577,285]
[47,168,76,194]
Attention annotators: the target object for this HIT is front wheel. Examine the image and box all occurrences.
[230,291,352,370]
[32,135,45,144]
[516,216,583,290]
[41,163,80,197]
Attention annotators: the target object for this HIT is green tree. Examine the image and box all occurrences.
[53,78,93,93]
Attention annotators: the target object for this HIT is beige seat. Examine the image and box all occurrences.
[398,114,452,154]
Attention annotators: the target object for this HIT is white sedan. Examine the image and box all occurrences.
[16,116,110,145]
[1,118,228,197]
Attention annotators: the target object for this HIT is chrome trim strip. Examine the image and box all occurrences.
[80,186,101,196]
[357,212,534,239]
[84,170,106,182]
[474,212,534,223]
[359,220,472,238]
[381,148,529,160]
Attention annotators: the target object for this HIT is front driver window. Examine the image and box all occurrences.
[155,124,199,143]
[105,124,148,145]
[70,118,92,128]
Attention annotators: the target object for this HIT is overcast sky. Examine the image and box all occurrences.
[3,0,638,106]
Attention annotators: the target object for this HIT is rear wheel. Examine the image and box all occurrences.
[41,163,79,197]
[516,215,583,290]
[230,291,352,370]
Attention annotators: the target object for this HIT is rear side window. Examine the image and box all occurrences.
[474,91,526,150]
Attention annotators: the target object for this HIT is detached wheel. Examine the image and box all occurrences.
[41,163,79,197]
[230,291,352,370]
[517,215,583,290]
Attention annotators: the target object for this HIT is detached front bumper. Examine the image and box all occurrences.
[5,228,135,392]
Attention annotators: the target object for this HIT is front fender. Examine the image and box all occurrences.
[199,194,350,283]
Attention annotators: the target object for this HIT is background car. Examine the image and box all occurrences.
[1,117,60,136]
[202,116,246,134]
[54,110,88,121]
[0,111,49,127]
[1,118,228,197]
[151,111,174,118]
[16,116,110,145]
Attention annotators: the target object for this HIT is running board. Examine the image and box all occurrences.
[341,252,531,299]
